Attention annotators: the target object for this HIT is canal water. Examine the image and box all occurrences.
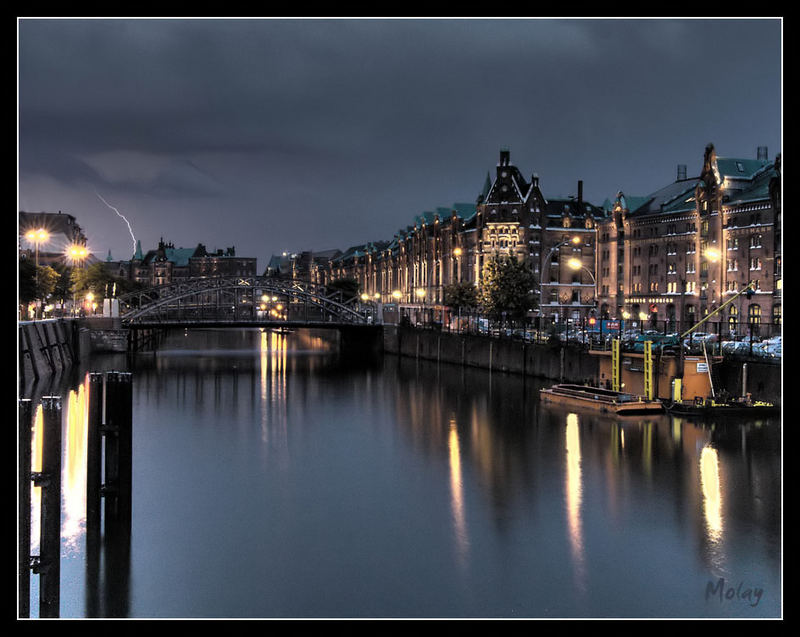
[21,328,782,618]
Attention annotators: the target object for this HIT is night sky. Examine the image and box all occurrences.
[18,18,782,271]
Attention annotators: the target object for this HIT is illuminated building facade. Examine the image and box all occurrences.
[305,149,605,321]
[108,239,256,286]
[596,144,781,330]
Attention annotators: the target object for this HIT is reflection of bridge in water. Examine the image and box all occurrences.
[118,276,383,356]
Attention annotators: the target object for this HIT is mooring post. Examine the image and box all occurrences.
[18,399,32,618]
[87,373,104,540]
[104,372,133,531]
[37,396,62,618]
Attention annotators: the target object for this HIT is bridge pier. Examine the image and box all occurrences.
[338,325,384,362]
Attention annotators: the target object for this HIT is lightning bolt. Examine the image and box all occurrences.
[95,192,137,256]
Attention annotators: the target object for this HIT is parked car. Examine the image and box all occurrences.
[631,333,681,353]
[755,336,782,359]
[721,340,752,355]
[682,331,718,353]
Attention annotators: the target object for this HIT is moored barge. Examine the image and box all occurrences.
[539,384,665,415]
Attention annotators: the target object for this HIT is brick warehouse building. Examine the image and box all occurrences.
[596,144,781,334]
[307,148,607,323]
[273,144,780,331]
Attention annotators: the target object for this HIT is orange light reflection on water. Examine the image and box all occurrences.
[62,376,89,552]
[448,418,469,566]
[30,404,44,556]
[565,412,585,591]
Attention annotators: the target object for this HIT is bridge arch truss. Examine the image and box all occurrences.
[118,276,369,327]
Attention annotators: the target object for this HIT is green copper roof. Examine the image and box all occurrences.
[164,247,197,267]
[716,157,770,180]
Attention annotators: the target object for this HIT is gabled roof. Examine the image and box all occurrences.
[543,198,607,224]
[165,247,200,267]
[716,157,771,180]
[452,203,477,221]
[724,163,778,205]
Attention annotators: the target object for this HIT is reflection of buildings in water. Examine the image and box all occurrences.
[641,421,653,477]
[565,412,586,592]
[448,417,469,566]
[62,375,89,553]
[700,444,725,572]
[257,329,289,462]
[260,330,269,442]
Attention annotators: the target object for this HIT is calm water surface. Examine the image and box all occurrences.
[23,328,782,618]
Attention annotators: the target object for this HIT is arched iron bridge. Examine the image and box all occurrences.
[118,276,373,328]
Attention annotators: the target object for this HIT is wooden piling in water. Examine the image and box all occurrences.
[84,370,134,617]
[86,373,104,541]
[36,396,62,618]
[18,399,32,618]
[104,372,133,531]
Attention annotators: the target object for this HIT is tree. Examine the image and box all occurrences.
[443,281,478,312]
[71,262,116,296]
[478,255,536,324]
[36,266,60,302]
[326,277,359,301]
[18,258,37,305]
[18,258,59,304]
[70,262,142,298]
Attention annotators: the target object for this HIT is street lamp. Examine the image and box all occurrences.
[67,244,89,316]
[415,287,426,325]
[453,247,462,283]
[539,236,581,321]
[567,257,597,326]
[25,228,49,319]
[567,257,596,285]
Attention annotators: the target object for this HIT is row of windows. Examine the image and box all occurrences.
[602,232,766,257]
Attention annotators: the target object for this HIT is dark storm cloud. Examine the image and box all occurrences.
[18,17,781,265]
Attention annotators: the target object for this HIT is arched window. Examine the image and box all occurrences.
[728,305,738,331]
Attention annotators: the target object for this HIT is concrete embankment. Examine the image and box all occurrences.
[19,317,131,386]
[18,319,81,385]
[382,325,598,384]
[382,325,781,406]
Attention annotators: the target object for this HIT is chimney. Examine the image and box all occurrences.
[757,146,768,161]
[677,164,687,181]
[577,180,583,206]
[499,148,510,166]
[532,173,539,188]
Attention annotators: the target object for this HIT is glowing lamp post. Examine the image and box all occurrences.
[25,228,49,319]
[415,287,427,326]
[68,244,89,316]
[539,236,582,322]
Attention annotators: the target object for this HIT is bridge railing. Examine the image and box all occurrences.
[117,276,369,325]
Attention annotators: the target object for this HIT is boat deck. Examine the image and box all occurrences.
[540,384,665,415]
